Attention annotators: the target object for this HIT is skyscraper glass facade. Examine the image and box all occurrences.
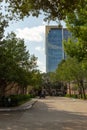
[45,26,70,72]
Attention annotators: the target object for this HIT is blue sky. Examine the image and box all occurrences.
[5,14,66,73]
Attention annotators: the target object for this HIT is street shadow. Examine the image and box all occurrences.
[0,98,87,130]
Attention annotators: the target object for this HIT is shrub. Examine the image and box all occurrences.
[0,94,34,107]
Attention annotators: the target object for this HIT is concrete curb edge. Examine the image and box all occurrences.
[0,100,37,112]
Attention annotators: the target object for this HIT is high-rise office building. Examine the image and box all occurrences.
[45,26,71,72]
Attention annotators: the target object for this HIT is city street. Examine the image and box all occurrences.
[0,97,87,130]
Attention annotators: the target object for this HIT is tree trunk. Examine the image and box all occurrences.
[80,80,86,99]
[68,82,71,96]
[78,81,83,99]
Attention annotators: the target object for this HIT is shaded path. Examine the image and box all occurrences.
[0,97,87,130]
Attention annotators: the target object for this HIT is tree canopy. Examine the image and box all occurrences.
[0,0,86,21]
[0,32,38,96]
[0,0,87,98]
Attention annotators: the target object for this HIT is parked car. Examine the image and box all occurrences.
[56,91,64,96]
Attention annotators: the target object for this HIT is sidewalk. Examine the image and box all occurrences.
[0,98,37,112]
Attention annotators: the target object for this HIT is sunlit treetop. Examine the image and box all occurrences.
[0,0,86,22]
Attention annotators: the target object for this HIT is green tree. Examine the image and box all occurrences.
[55,57,87,99]
[0,13,8,40]
[0,0,85,21]
[31,70,42,89]
[0,32,38,96]
[64,0,87,60]
[64,38,87,62]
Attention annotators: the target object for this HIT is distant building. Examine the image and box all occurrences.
[45,26,71,72]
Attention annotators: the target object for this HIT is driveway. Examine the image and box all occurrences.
[0,97,87,130]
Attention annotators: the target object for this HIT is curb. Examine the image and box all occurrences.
[0,100,37,112]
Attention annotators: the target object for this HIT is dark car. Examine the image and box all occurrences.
[56,91,64,96]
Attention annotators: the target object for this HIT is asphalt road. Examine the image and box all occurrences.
[0,97,87,130]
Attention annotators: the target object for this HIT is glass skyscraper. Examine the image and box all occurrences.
[45,26,71,72]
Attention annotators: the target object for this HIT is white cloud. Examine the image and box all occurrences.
[35,46,44,52]
[37,60,46,73]
[15,25,46,72]
[16,25,45,42]
[42,21,48,25]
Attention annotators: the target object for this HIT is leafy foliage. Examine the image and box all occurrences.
[0,32,38,96]
[0,0,84,21]
[55,57,87,99]
[0,0,87,98]
[65,0,87,60]
[0,13,8,40]
[64,38,87,62]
